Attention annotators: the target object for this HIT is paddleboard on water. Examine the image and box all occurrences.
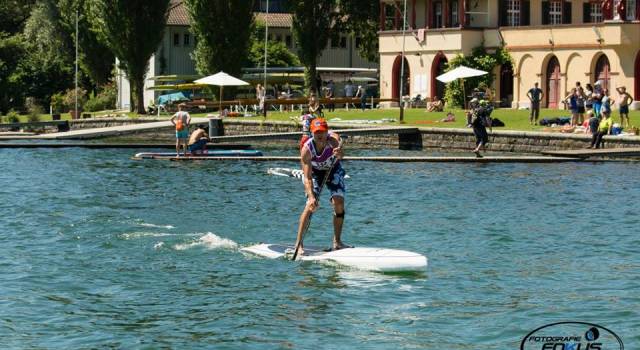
[134,150,263,158]
[267,167,350,179]
[241,243,427,272]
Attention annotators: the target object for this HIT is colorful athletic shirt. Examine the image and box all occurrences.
[303,136,339,170]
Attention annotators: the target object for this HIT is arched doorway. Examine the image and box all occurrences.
[546,56,561,108]
[430,53,448,100]
[391,55,410,99]
[634,52,640,100]
[499,62,514,107]
[595,54,611,91]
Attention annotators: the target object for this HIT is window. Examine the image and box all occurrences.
[340,36,347,48]
[627,0,636,20]
[385,4,396,30]
[591,2,603,22]
[285,35,292,47]
[275,34,282,42]
[355,37,362,49]
[549,1,562,24]
[434,2,443,28]
[183,34,190,46]
[507,0,521,26]
[451,0,459,27]
[173,33,180,46]
[331,37,340,48]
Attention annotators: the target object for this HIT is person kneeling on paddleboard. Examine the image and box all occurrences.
[294,118,350,256]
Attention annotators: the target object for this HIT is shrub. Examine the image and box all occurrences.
[51,88,88,113]
[6,110,20,123]
[84,83,117,112]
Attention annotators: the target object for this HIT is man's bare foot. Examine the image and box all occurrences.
[473,150,483,158]
[332,242,353,250]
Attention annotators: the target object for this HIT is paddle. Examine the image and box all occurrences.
[291,138,343,261]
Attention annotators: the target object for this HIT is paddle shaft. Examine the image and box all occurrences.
[291,139,343,261]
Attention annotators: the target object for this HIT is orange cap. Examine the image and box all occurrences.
[310,118,329,133]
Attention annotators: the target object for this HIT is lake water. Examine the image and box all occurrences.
[0,146,638,349]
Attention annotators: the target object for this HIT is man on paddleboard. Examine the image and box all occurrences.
[294,118,349,255]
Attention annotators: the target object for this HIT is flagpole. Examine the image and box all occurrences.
[399,0,407,123]
[263,0,268,92]
[75,6,79,119]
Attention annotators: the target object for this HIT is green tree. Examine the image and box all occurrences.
[57,0,115,90]
[248,22,300,68]
[89,0,170,113]
[338,0,379,62]
[289,0,338,93]
[12,0,75,109]
[185,0,254,77]
[0,0,36,113]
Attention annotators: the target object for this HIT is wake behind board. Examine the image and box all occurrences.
[135,150,263,159]
[241,243,427,272]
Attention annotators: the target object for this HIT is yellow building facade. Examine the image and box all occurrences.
[379,0,640,109]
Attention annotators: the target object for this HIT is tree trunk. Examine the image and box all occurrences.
[305,63,318,95]
[133,75,146,114]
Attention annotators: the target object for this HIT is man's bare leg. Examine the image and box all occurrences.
[331,196,348,250]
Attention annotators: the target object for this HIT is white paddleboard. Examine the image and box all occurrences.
[241,243,427,272]
[267,167,350,180]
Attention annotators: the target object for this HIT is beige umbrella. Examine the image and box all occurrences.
[436,66,488,107]
[194,72,250,112]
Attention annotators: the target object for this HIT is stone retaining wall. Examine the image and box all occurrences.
[80,118,640,152]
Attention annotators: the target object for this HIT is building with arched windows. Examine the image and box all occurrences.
[379,0,640,109]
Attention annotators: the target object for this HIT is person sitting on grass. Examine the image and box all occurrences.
[187,125,209,155]
[427,96,444,112]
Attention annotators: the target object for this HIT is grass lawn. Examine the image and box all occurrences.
[6,107,640,132]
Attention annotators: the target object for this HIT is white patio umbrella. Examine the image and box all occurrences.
[194,71,250,112]
[436,66,488,107]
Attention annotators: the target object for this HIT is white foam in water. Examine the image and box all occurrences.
[173,233,238,251]
[119,232,175,240]
[139,223,175,229]
[154,242,164,249]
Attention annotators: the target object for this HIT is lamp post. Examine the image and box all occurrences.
[399,0,407,123]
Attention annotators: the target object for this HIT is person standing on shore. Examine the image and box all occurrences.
[565,88,578,126]
[527,82,543,125]
[616,86,633,128]
[256,84,266,116]
[294,119,348,256]
[171,103,191,157]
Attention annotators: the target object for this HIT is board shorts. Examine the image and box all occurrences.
[473,125,489,146]
[188,139,207,152]
[307,163,346,199]
[176,129,189,139]
[577,106,585,114]
[620,105,629,114]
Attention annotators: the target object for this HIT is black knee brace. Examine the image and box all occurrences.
[334,211,345,218]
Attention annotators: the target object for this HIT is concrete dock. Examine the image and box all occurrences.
[541,148,640,158]
[0,142,251,149]
[132,155,587,163]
